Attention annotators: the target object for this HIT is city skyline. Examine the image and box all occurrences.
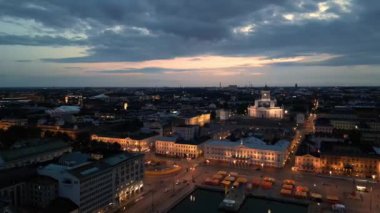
[1,0,380,87]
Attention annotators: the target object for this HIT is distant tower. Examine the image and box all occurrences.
[295,83,298,89]
[219,82,222,88]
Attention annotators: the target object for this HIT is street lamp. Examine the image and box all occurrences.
[372,174,376,181]
[329,170,332,175]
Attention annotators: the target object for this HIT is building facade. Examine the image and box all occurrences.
[155,137,203,158]
[203,137,290,168]
[247,90,284,119]
[295,143,380,179]
[183,113,211,127]
[91,133,157,152]
[0,119,28,130]
[38,152,144,213]
[172,125,199,141]
[26,176,58,208]
[0,141,72,170]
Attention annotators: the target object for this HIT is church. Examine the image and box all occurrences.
[247,89,284,119]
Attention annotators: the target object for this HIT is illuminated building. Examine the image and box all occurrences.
[123,102,128,110]
[38,152,144,213]
[91,133,158,152]
[38,124,85,140]
[247,90,284,119]
[330,119,358,130]
[295,142,380,179]
[181,113,211,127]
[216,109,232,121]
[0,119,27,130]
[155,136,203,158]
[64,95,83,106]
[203,137,290,168]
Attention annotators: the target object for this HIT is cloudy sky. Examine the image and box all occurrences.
[0,0,379,87]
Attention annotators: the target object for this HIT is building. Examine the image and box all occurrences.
[247,90,284,119]
[0,141,72,170]
[0,167,37,207]
[172,125,199,141]
[91,132,158,152]
[295,142,380,179]
[38,152,144,213]
[216,109,232,121]
[203,137,290,168]
[64,95,83,106]
[155,136,203,158]
[181,113,211,127]
[38,124,86,140]
[0,119,28,130]
[296,113,305,125]
[314,118,334,134]
[26,176,58,208]
[330,119,358,130]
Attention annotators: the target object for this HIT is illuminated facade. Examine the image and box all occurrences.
[91,133,158,152]
[295,154,322,173]
[295,143,380,179]
[38,153,144,213]
[0,119,27,130]
[155,137,203,158]
[247,90,284,119]
[38,124,84,140]
[183,113,211,127]
[203,137,290,168]
[330,119,358,130]
[64,95,83,106]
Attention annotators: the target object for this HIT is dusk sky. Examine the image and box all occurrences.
[0,0,379,87]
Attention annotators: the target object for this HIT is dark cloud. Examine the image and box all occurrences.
[1,0,380,66]
[0,34,86,46]
[95,68,166,74]
[93,67,193,74]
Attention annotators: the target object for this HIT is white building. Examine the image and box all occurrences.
[155,136,203,158]
[38,152,144,213]
[203,137,290,168]
[91,133,158,152]
[247,90,284,119]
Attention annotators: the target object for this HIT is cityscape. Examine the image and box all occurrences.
[1,1,380,213]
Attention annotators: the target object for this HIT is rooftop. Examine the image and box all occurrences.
[205,136,290,152]
[0,140,71,163]
[68,152,143,180]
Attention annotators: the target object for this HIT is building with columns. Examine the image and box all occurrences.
[203,137,290,168]
[247,90,284,119]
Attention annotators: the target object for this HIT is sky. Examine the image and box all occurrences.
[0,0,379,87]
